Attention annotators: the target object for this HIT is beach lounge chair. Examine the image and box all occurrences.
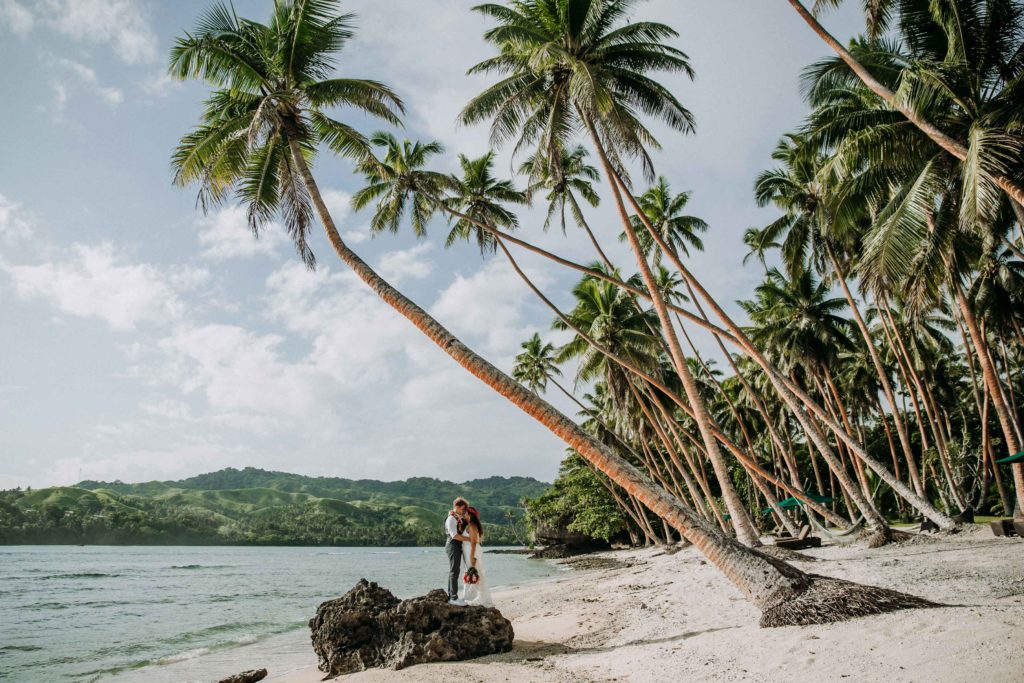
[773,525,821,550]
[989,519,1017,537]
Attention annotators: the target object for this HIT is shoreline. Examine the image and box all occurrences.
[262,525,1022,682]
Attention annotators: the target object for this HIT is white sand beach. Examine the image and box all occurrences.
[265,525,1023,683]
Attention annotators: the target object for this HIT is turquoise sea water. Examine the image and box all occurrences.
[0,546,559,682]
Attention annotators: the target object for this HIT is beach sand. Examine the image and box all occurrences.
[267,525,1023,682]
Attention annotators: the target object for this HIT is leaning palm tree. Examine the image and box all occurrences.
[173,0,936,626]
[755,133,927,498]
[350,132,450,236]
[513,332,563,395]
[801,10,1024,511]
[444,150,527,253]
[620,177,708,266]
[519,144,613,266]
[787,0,1024,207]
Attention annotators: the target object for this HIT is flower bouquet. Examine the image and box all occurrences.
[463,566,480,584]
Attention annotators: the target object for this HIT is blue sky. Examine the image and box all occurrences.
[0,0,864,488]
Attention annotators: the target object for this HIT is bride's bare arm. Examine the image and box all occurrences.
[469,527,479,566]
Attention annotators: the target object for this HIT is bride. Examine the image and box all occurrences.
[459,506,494,607]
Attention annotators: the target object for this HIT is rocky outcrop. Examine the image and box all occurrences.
[309,580,514,676]
[215,668,267,683]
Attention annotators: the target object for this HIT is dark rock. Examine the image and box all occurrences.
[529,543,607,559]
[309,579,514,676]
[532,521,613,549]
[215,668,267,683]
[485,548,532,555]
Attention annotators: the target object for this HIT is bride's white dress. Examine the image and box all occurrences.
[459,541,494,607]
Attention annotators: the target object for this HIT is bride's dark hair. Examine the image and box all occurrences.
[466,506,484,539]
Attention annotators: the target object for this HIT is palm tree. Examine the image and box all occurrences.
[801,9,1024,512]
[513,333,578,404]
[740,267,893,528]
[444,151,527,253]
[462,0,769,548]
[621,177,708,266]
[350,132,450,236]
[786,0,1024,207]
[754,133,927,497]
[520,145,600,226]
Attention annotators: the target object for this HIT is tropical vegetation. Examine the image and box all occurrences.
[0,468,543,546]
[168,0,1021,627]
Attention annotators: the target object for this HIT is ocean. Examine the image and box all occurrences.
[0,545,560,682]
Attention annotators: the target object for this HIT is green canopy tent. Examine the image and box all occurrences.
[722,492,835,520]
[761,494,833,515]
[724,494,835,520]
[995,451,1024,464]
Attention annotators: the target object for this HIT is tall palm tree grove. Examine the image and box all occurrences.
[170,0,944,626]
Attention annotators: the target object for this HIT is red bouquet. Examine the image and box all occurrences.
[463,566,480,584]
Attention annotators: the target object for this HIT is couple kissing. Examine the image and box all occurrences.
[444,497,493,607]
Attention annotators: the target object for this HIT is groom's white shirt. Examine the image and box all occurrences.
[445,514,460,540]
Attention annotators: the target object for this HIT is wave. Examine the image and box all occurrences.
[36,571,120,580]
[78,623,305,681]
[169,564,231,570]
[0,645,44,653]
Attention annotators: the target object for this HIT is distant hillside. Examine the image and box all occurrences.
[0,467,549,546]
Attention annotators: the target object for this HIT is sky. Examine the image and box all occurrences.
[0,0,866,489]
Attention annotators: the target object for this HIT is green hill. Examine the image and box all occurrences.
[0,467,549,546]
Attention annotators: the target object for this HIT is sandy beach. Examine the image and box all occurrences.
[263,526,1023,683]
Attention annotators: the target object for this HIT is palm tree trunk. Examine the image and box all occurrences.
[584,118,762,547]
[635,384,723,526]
[951,279,1023,516]
[981,383,1013,515]
[826,246,924,495]
[996,333,1022,444]
[616,173,951,531]
[785,0,1024,207]
[496,232,793,531]
[567,193,615,270]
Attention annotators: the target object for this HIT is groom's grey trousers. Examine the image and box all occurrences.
[445,538,462,599]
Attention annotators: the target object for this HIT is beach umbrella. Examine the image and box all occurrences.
[994,451,1024,464]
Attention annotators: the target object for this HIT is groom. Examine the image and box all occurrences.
[445,497,472,605]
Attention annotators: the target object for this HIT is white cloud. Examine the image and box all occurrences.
[98,86,123,105]
[195,205,286,261]
[139,70,181,98]
[431,257,549,358]
[343,224,372,244]
[0,193,33,243]
[156,323,327,421]
[377,243,434,284]
[51,58,124,111]
[4,243,199,331]
[265,260,421,388]
[49,442,248,486]
[141,398,193,421]
[51,82,68,111]
[321,189,352,225]
[43,0,157,64]
[0,0,33,35]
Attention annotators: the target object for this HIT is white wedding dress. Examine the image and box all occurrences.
[459,540,494,607]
